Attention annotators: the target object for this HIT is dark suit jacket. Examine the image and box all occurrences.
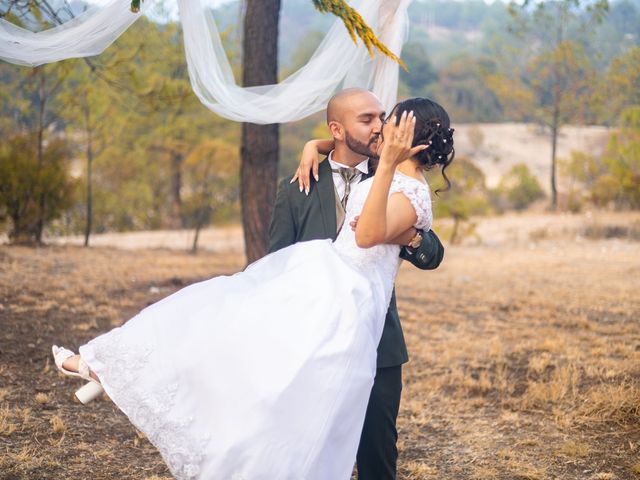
[268,159,444,368]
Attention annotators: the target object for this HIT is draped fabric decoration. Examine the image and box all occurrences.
[0,0,411,123]
[0,0,143,67]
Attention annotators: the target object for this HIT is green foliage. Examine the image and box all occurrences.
[0,134,75,242]
[560,150,603,210]
[495,163,545,211]
[431,55,503,122]
[4,0,640,245]
[561,106,640,209]
[0,17,242,239]
[181,138,239,251]
[487,1,610,208]
[399,42,437,97]
[600,106,640,208]
[600,47,640,124]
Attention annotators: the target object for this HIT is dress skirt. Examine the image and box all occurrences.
[79,239,389,480]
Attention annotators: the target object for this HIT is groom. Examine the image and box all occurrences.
[268,88,444,479]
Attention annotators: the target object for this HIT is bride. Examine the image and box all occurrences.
[52,97,454,480]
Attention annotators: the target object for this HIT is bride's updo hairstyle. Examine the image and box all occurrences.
[389,97,454,192]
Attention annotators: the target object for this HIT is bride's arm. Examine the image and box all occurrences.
[388,226,420,246]
[356,188,418,248]
[291,139,334,193]
[350,217,418,246]
[355,111,427,248]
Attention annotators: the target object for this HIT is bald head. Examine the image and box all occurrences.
[324,88,385,164]
[326,88,381,124]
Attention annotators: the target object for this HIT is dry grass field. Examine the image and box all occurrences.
[1,212,638,480]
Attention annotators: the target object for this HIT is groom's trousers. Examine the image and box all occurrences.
[356,365,403,479]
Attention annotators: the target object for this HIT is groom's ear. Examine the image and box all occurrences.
[328,121,344,141]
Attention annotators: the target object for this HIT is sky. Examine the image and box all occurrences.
[142,0,235,23]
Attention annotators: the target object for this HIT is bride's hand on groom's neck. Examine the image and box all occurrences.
[291,138,334,194]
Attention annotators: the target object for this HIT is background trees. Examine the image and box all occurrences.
[1,0,640,250]
[486,0,609,210]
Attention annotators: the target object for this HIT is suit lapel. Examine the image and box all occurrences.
[315,159,338,240]
[361,158,376,182]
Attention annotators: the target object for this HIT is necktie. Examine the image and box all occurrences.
[332,167,359,233]
[333,167,359,211]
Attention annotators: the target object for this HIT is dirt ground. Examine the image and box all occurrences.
[1,214,639,480]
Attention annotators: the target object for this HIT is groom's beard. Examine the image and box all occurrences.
[345,131,380,159]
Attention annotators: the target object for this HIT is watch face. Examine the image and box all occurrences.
[409,233,422,249]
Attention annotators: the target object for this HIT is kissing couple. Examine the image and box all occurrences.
[52,89,454,479]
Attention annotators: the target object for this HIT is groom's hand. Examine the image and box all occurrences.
[400,229,444,270]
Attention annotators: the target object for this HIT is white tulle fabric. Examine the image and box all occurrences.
[78,172,431,480]
[0,0,411,122]
[0,0,142,67]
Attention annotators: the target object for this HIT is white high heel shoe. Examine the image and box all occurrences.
[52,345,104,404]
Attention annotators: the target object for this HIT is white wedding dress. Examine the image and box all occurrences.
[78,172,432,480]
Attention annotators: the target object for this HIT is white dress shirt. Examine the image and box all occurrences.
[327,151,370,202]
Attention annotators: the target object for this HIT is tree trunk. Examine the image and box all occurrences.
[192,223,202,254]
[549,6,564,212]
[170,152,184,229]
[241,0,281,264]
[550,107,559,211]
[450,215,460,245]
[84,102,93,247]
[35,68,47,243]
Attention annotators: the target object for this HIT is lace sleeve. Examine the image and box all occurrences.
[389,175,433,231]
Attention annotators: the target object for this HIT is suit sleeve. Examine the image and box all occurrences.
[268,177,297,254]
[399,229,444,270]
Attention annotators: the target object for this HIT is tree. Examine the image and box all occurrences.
[0,134,75,242]
[431,55,503,122]
[59,61,116,246]
[561,106,640,209]
[488,0,609,210]
[0,61,71,241]
[601,47,640,124]
[182,139,239,253]
[0,3,75,242]
[240,0,281,264]
[600,106,640,208]
[399,42,437,97]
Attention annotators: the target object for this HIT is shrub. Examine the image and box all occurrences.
[495,163,545,211]
[0,134,75,243]
[562,107,640,210]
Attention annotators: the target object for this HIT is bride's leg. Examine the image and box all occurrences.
[62,355,101,383]
[52,346,104,404]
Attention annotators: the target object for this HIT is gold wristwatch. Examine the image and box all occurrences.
[407,229,423,250]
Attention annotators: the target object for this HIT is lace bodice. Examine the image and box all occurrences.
[333,171,432,298]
